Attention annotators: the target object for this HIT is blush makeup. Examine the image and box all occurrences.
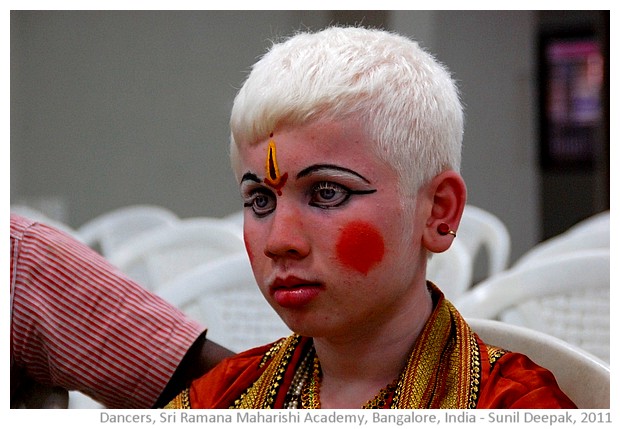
[335,221,385,275]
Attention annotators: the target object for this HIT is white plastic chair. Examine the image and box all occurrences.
[457,205,511,281]
[68,391,104,409]
[455,249,610,362]
[77,205,179,256]
[157,253,291,353]
[221,209,244,233]
[468,318,610,409]
[514,211,610,268]
[108,218,246,292]
[427,239,473,301]
[566,210,610,236]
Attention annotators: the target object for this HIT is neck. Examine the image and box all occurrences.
[312,283,434,408]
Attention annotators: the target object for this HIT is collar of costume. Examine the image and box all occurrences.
[231,283,481,409]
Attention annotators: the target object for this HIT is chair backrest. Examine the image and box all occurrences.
[566,210,610,236]
[77,205,179,256]
[514,211,610,268]
[457,205,511,279]
[427,239,473,301]
[468,318,610,409]
[221,209,244,231]
[108,218,246,292]
[68,391,104,409]
[455,249,610,363]
[157,253,291,353]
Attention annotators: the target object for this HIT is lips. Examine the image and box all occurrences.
[270,276,322,308]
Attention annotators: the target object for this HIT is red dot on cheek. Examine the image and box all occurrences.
[335,221,385,275]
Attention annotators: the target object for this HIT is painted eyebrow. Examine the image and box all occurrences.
[240,172,261,185]
[296,164,372,184]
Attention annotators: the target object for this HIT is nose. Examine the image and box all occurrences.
[263,205,310,260]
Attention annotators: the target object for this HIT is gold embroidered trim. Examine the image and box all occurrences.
[163,388,190,409]
[232,335,300,408]
[486,344,508,369]
[392,296,451,407]
[259,337,287,367]
[392,298,480,409]
[467,329,482,409]
[230,286,482,409]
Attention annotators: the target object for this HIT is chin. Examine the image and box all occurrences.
[276,312,323,337]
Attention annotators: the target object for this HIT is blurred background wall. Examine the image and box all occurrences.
[10,10,609,262]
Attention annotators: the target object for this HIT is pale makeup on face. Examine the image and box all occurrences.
[241,163,383,277]
[236,119,429,340]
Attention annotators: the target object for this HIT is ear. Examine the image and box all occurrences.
[421,170,467,253]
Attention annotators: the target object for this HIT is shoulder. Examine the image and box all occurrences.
[11,214,38,241]
[10,213,82,263]
[477,340,577,409]
[208,341,281,381]
[170,338,291,409]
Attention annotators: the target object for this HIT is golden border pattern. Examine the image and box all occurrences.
[163,387,190,409]
[229,292,482,409]
[166,287,487,409]
[487,345,508,369]
[232,335,300,408]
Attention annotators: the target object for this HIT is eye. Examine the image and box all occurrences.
[310,182,351,208]
[244,189,276,217]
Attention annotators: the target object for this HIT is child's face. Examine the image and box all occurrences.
[236,118,429,340]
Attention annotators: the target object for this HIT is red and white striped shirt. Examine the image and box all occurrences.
[10,214,206,408]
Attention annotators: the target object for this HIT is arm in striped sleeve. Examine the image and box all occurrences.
[10,214,230,408]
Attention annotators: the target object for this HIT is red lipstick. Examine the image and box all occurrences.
[270,276,322,308]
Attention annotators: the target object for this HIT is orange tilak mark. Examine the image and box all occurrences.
[263,138,288,196]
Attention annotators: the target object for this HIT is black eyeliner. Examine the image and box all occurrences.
[309,188,377,210]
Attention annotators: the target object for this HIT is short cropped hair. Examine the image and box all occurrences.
[230,26,463,198]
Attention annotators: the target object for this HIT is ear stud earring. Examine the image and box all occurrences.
[437,223,457,237]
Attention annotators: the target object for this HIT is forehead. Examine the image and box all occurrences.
[236,118,380,171]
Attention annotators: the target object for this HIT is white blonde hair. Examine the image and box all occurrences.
[230,26,463,198]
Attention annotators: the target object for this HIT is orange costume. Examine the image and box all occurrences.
[166,285,576,409]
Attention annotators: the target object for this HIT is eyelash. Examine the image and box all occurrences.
[309,181,352,208]
[243,181,376,216]
[243,188,276,217]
